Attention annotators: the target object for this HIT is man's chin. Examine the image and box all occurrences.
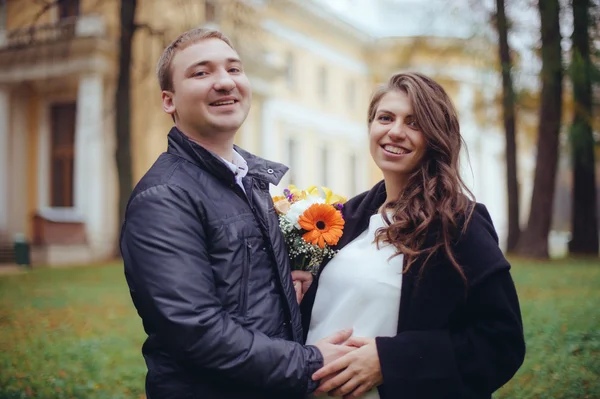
[211,115,247,132]
[208,120,244,134]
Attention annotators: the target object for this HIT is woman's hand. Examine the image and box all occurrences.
[291,270,313,303]
[312,337,383,398]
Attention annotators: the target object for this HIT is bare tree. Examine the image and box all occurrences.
[115,0,137,236]
[495,0,521,252]
[568,0,598,255]
[516,0,564,258]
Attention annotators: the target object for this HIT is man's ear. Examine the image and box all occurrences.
[162,91,176,116]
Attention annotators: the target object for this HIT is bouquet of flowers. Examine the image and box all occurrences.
[272,185,347,274]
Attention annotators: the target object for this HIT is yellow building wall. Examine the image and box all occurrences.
[5,0,119,31]
[6,0,55,28]
[7,0,499,198]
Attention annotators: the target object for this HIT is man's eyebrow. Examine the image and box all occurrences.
[185,58,242,75]
[185,60,210,75]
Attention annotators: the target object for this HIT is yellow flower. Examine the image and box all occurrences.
[305,186,320,196]
[288,185,307,200]
[322,187,347,205]
[285,185,347,205]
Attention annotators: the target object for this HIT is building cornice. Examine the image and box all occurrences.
[270,0,373,45]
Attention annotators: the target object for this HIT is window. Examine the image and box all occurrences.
[58,0,80,20]
[321,147,329,186]
[205,0,217,23]
[50,103,76,207]
[346,79,356,111]
[318,66,328,100]
[285,52,295,89]
[287,137,297,185]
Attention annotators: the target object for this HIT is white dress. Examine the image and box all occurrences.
[306,213,403,399]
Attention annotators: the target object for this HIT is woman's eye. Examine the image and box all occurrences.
[193,71,207,77]
[229,67,241,73]
[378,115,392,122]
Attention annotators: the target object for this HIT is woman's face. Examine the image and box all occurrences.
[369,90,427,183]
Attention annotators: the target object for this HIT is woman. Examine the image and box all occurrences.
[300,72,525,399]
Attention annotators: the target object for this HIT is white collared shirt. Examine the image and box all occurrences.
[219,150,248,194]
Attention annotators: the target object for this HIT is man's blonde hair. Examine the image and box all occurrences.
[156,28,234,92]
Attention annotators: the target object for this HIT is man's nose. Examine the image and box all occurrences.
[213,70,236,92]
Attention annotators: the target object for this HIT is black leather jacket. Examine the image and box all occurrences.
[121,127,322,399]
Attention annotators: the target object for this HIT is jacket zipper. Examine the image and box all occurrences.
[239,239,251,317]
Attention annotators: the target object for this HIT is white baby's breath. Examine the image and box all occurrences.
[278,215,337,274]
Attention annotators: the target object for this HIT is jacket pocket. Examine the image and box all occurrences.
[239,239,251,317]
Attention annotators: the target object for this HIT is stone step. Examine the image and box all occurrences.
[0,231,18,264]
[0,243,16,264]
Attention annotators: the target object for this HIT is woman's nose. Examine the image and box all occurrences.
[387,123,407,140]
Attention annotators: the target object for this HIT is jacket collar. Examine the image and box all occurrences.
[167,127,288,185]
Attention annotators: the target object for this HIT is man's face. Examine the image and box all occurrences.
[162,38,252,137]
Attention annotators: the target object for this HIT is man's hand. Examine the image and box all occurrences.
[313,329,356,366]
[291,270,313,303]
[312,337,383,398]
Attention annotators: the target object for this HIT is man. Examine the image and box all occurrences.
[120,28,352,399]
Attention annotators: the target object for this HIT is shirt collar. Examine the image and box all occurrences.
[220,149,248,179]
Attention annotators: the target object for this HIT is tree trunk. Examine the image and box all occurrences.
[569,0,598,255]
[115,0,137,247]
[516,0,563,258]
[495,0,521,252]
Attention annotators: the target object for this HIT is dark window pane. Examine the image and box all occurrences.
[50,102,76,207]
[59,0,80,20]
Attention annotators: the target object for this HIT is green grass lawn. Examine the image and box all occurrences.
[0,258,599,399]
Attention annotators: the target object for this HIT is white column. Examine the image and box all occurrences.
[74,73,105,255]
[261,98,278,158]
[0,86,9,233]
[10,90,29,235]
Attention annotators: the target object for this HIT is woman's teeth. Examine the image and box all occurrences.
[383,145,408,155]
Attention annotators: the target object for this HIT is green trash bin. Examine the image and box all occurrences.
[14,233,30,268]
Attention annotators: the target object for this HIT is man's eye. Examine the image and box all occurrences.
[229,67,241,73]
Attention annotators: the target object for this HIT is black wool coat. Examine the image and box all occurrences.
[301,180,525,399]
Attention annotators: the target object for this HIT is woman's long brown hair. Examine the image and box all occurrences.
[368,72,475,284]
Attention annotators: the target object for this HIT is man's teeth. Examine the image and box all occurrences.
[212,100,235,106]
[383,145,409,155]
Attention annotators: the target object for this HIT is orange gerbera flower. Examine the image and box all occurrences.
[298,204,345,248]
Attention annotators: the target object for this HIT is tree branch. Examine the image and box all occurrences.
[134,23,166,37]
[31,0,62,26]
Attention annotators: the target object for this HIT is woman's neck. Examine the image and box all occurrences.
[383,174,408,205]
